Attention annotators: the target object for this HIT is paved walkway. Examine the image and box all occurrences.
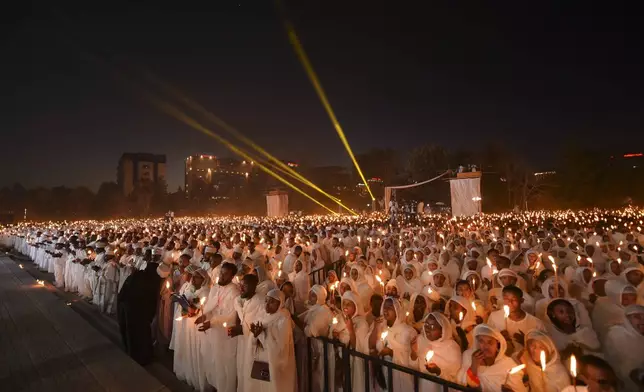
[0,254,171,392]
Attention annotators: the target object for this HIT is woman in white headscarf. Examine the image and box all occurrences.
[420,260,440,286]
[376,297,418,391]
[439,250,461,285]
[519,330,571,392]
[350,264,375,313]
[461,270,488,308]
[446,295,478,351]
[299,285,332,392]
[603,304,644,392]
[406,292,434,332]
[621,266,644,300]
[247,289,296,392]
[335,291,370,392]
[536,277,592,328]
[592,279,639,342]
[428,269,452,298]
[544,298,601,358]
[410,312,462,392]
[396,263,423,299]
[288,259,310,308]
[457,324,527,391]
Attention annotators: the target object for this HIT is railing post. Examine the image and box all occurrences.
[387,365,394,392]
[363,356,370,392]
[307,337,313,392]
[342,344,352,392]
[414,375,419,392]
[323,340,329,392]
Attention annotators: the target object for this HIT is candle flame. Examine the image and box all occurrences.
[427,287,433,294]
[332,317,338,325]
[508,364,526,375]
[459,311,463,321]
[223,322,227,328]
[19,264,23,269]
[166,281,170,289]
[503,305,510,318]
[548,255,555,263]
[380,330,388,341]
[200,297,206,305]
[471,301,477,311]
[175,316,183,321]
[425,350,434,362]
[540,350,547,372]
[570,355,577,378]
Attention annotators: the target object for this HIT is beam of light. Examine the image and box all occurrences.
[142,92,339,215]
[141,71,358,215]
[278,12,376,202]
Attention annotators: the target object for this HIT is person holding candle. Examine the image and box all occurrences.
[247,289,297,392]
[536,277,592,328]
[519,329,571,392]
[488,285,546,356]
[410,312,461,392]
[457,324,527,391]
[406,292,434,332]
[196,262,240,392]
[299,285,332,392]
[560,355,619,392]
[350,264,375,313]
[375,297,418,391]
[446,295,477,351]
[591,280,638,342]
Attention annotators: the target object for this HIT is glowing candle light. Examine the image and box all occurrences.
[505,364,526,384]
[223,322,227,328]
[380,330,389,347]
[425,350,434,363]
[166,281,170,290]
[471,301,477,311]
[540,350,547,372]
[503,304,510,330]
[332,317,338,325]
[458,311,463,322]
[570,354,577,388]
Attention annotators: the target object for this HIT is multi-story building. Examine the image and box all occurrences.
[184,155,256,200]
[117,153,166,196]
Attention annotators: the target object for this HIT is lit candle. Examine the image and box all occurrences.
[458,311,464,323]
[570,355,577,389]
[425,350,434,364]
[223,322,227,328]
[504,364,526,384]
[471,301,477,311]
[540,350,547,385]
[332,317,338,325]
[380,330,389,347]
[503,304,510,330]
[166,280,170,290]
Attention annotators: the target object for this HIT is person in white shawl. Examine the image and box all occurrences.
[544,298,601,359]
[519,329,571,392]
[376,297,418,391]
[350,264,375,313]
[410,312,462,392]
[602,304,644,391]
[621,266,644,300]
[230,274,266,392]
[299,285,332,392]
[247,289,297,392]
[591,279,638,342]
[171,268,210,391]
[288,259,310,308]
[457,324,527,391]
[195,262,241,392]
[446,295,478,351]
[536,277,592,329]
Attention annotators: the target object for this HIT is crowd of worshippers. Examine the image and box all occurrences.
[3,209,644,392]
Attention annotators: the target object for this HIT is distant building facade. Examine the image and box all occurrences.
[117,153,166,196]
[184,155,257,200]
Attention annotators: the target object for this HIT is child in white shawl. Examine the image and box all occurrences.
[457,324,527,391]
[520,330,571,392]
[376,297,418,391]
[410,312,462,392]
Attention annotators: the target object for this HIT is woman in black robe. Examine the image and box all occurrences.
[117,261,162,365]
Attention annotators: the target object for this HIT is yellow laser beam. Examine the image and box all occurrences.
[281,19,376,201]
[144,94,339,215]
[142,71,358,215]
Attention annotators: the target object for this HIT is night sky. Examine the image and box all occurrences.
[3,1,642,191]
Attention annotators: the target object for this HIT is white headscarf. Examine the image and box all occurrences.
[521,330,571,392]
[603,304,644,391]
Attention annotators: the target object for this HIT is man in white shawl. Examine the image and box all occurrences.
[247,289,297,392]
[457,324,527,391]
[410,312,461,392]
[519,329,571,392]
[196,262,241,392]
[230,274,265,392]
[602,304,644,391]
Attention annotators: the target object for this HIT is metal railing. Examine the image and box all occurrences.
[309,260,345,287]
[307,336,476,392]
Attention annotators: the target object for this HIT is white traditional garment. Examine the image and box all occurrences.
[603,304,644,392]
[592,279,637,342]
[53,248,68,288]
[288,260,310,308]
[246,289,297,392]
[415,312,462,392]
[63,250,77,292]
[536,277,592,329]
[97,258,120,314]
[497,269,534,313]
[235,291,266,392]
[334,291,370,392]
[282,252,298,275]
[621,266,644,300]
[487,307,546,355]
[406,292,433,332]
[544,298,601,355]
[445,295,477,349]
[350,265,375,313]
[428,270,453,298]
[118,254,136,293]
[172,281,210,391]
[521,330,571,392]
[375,297,418,392]
[200,281,241,392]
[457,324,527,392]
[439,251,461,284]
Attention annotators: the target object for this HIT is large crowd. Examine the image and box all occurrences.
[1,209,644,392]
